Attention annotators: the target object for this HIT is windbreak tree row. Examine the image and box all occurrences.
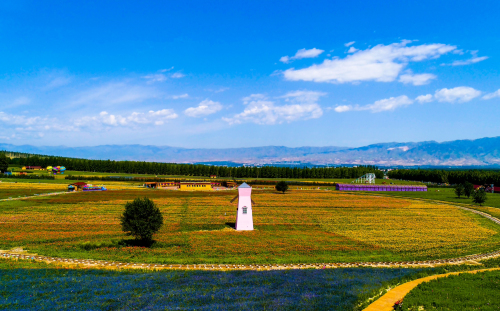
[6,154,383,179]
[388,169,500,185]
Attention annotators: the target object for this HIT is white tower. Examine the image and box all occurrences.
[231,182,254,231]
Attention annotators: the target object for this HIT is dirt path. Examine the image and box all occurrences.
[363,267,500,311]
[0,191,76,202]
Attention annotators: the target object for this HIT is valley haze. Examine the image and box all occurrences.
[2,136,500,167]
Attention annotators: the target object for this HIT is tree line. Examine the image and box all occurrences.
[388,169,500,185]
[5,153,383,179]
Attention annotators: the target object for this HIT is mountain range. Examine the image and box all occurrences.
[2,136,500,167]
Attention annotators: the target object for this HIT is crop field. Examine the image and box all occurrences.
[400,270,500,310]
[0,258,427,311]
[1,185,500,265]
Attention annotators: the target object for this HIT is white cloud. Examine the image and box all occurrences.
[434,87,481,103]
[334,95,414,113]
[334,105,352,112]
[223,92,324,125]
[483,89,500,100]
[398,73,437,85]
[347,46,358,53]
[280,48,325,63]
[0,111,77,132]
[184,99,223,117]
[171,72,186,78]
[279,90,327,104]
[344,41,355,47]
[450,56,488,66]
[283,40,456,83]
[76,109,178,127]
[159,67,174,72]
[0,111,44,126]
[172,93,189,99]
[448,50,488,66]
[416,94,433,103]
[364,95,414,112]
[142,74,167,83]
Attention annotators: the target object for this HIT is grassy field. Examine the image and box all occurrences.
[0,182,67,199]
[400,270,500,310]
[378,187,500,209]
[0,257,426,311]
[1,185,500,265]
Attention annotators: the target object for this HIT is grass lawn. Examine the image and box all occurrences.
[0,257,426,311]
[1,187,500,265]
[400,270,500,310]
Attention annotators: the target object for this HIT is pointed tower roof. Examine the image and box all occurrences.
[238,182,251,188]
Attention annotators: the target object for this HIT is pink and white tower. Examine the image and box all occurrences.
[231,182,254,231]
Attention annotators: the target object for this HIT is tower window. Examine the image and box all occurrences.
[242,207,248,214]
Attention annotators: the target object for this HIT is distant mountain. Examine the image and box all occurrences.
[2,136,500,166]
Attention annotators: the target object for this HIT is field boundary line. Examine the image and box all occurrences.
[362,267,500,311]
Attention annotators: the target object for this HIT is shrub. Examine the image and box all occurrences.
[275,181,289,194]
[120,197,164,242]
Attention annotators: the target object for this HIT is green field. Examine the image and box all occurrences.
[379,187,500,209]
[400,270,500,310]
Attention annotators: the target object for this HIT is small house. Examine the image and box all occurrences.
[225,181,238,188]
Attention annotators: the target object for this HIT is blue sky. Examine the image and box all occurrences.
[0,0,499,148]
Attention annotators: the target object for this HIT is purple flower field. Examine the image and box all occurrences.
[0,267,426,310]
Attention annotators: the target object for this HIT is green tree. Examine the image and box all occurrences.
[472,188,487,206]
[463,182,474,199]
[275,181,289,194]
[454,183,465,198]
[0,153,9,173]
[121,197,164,242]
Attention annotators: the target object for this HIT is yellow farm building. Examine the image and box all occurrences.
[144,181,215,191]
[179,182,212,191]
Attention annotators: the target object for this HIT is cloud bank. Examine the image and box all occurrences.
[184,99,223,117]
[223,91,324,125]
[283,40,456,84]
